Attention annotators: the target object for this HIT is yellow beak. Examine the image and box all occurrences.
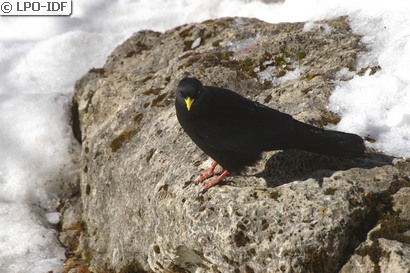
[184,97,193,111]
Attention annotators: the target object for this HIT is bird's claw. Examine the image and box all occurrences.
[194,172,212,184]
[197,179,218,196]
[193,161,230,193]
[194,170,223,184]
[203,172,228,189]
[196,170,230,195]
[194,161,221,183]
[198,188,207,196]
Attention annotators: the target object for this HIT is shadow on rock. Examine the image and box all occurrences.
[256,150,395,188]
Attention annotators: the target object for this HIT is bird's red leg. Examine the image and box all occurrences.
[203,170,230,189]
[195,161,222,183]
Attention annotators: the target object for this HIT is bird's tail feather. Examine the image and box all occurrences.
[293,120,365,158]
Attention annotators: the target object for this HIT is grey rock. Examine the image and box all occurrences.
[340,159,410,273]
[59,196,82,250]
[340,232,410,273]
[393,183,410,220]
[66,17,410,272]
[378,238,410,273]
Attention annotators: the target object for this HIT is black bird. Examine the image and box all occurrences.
[175,77,365,190]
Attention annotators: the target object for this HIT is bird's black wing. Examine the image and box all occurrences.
[194,87,296,155]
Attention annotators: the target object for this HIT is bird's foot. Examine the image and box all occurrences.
[194,161,222,183]
[199,170,230,194]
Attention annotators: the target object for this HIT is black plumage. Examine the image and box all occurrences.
[175,77,365,189]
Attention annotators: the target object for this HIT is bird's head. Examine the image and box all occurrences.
[176,77,203,111]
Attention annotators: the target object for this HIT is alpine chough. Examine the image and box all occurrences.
[175,77,365,190]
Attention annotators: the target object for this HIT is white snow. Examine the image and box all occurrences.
[303,21,332,35]
[255,65,306,86]
[1,0,410,272]
[191,37,202,49]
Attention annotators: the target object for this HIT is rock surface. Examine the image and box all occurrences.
[63,17,410,272]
